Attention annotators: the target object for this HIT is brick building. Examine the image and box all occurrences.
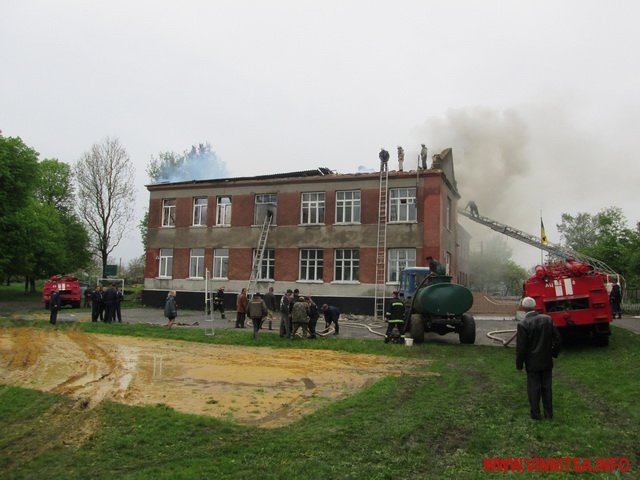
[142,149,470,313]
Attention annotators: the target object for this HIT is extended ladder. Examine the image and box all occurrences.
[246,214,272,296]
[373,161,389,321]
[457,209,618,276]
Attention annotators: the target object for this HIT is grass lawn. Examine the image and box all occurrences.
[0,319,638,479]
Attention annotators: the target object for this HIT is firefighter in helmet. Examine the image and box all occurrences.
[384,291,406,343]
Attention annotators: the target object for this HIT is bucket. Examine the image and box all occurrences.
[404,337,414,346]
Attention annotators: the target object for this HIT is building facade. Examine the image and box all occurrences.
[143,149,470,313]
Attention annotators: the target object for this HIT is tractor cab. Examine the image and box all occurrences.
[398,267,431,300]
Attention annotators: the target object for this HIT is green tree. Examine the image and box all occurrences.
[34,159,75,213]
[74,137,136,277]
[0,135,40,280]
[557,207,640,287]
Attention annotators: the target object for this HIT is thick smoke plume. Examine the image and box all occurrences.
[148,143,229,183]
[420,107,530,223]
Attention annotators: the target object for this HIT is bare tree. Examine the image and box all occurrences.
[75,137,135,277]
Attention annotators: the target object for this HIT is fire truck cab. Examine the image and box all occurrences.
[42,274,81,309]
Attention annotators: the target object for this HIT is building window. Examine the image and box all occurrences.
[213,248,228,279]
[159,248,173,278]
[389,188,416,222]
[334,249,359,282]
[388,248,416,283]
[189,248,205,278]
[216,196,232,226]
[193,197,207,226]
[162,199,176,227]
[255,194,277,225]
[336,190,361,224]
[253,249,274,280]
[301,192,325,224]
[299,249,323,281]
[446,196,452,231]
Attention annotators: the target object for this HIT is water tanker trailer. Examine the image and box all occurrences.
[398,267,476,344]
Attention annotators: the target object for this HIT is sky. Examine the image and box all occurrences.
[2,1,639,270]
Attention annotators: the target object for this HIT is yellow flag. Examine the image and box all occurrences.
[541,218,548,244]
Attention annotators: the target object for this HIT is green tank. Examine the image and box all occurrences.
[398,268,476,344]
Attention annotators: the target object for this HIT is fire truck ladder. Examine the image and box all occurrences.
[457,209,618,276]
[246,214,272,296]
[373,161,389,321]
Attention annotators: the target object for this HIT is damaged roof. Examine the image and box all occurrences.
[147,167,335,187]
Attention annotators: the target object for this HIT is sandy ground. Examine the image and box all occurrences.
[0,327,426,427]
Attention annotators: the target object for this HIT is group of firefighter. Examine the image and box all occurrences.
[86,284,124,323]
[208,284,405,343]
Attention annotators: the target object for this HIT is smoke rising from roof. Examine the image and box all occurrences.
[420,107,531,223]
[149,143,229,183]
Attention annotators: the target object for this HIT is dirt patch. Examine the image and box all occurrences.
[0,328,426,428]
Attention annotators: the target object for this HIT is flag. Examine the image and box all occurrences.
[541,218,548,244]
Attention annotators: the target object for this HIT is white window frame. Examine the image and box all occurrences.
[158,248,173,278]
[389,188,416,223]
[335,190,361,224]
[446,196,452,231]
[334,249,359,282]
[216,196,232,226]
[299,249,324,282]
[254,194,277,225]
[213,248,228,279]
[300,192,325,224]
[445,251,452,275]
[193,197,207,226]
[189,248,205,278]
[254,249,275,281]
[388,248,417,283]
[162,199,176,227]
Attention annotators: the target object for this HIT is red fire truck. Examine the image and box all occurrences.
[523,260,612,345]
[42,274,82,309]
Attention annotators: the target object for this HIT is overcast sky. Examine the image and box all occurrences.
[2,1,639,269]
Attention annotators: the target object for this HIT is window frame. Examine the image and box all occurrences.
[213,248,229,279]
[333,248,359,282]
[300,192,325,225]
[158,248,173,278]
[193,197,208,227]
[389,188,416,223]
[253,248,275,281]
[335,190,361,224]
[189,248,205,279]
[161,199,176,227]
[387,248,417,283]
[254,193,277,225]
[216,196,232,226]
[299,249,324,282]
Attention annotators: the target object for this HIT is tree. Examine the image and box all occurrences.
[74,138,136,277]
[0,135,40,279]
[34,159,75,214]
[557,207,640,287]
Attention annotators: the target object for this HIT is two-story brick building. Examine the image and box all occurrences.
[142,148,470,314]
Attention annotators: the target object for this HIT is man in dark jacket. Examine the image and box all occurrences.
[247,292,268,340]
[263,286,277,330]
[49,286,61,329]
[609,278,622,319]
[102,284,118,324]
[214,286,226,320]
[91,286,104,322]
[516,297,561,420]
[321,304,340,335]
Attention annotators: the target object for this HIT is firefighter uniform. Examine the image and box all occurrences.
[385,293,406,343]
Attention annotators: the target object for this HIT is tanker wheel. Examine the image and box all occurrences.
[409,314,425,344]
[459,313,476,344]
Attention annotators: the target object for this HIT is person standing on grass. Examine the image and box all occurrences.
[213,285,226,320]
[247,292,268,340]
[516,296,561,420]
[306,296,320,339]
[236,288,248,328]
[49,286,61,329]
[115,285,124,323]
[165,290,178,329]
[384,291,405,343]
[609,278,622,319]
[91,286,104,322]
[263,286,277,330]
[279,289,293,338]
[291,296,310,339]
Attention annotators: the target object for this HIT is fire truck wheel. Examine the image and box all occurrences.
[459,314,476,344]
[410,314,425,344]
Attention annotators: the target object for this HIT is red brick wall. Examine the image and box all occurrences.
[277,192,300,225]
[276,247,299,281]
[359,247,375,283]
[422,176,442,261]
[173,248,190,278]
[323,248,334,282]
[145,248,159,278]
[175,198,191,228]
[233,194,253,226]
[229,248,252,280]
[149,198,162,228]
[207,196,215,226]
[324,189,336,224]
[361,188,378,225]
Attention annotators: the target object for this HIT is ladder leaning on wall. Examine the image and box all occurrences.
[373,161,389,322]
[246,213,273,297]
